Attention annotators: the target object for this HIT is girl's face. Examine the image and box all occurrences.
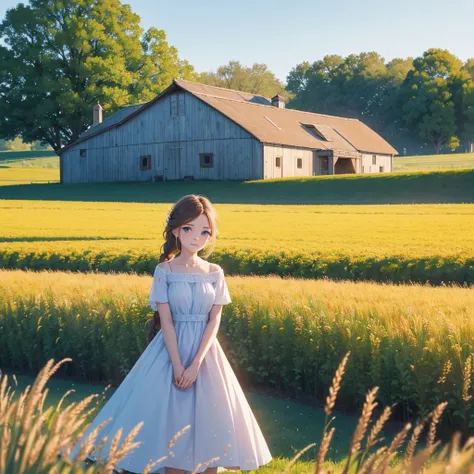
[173,214,212,253]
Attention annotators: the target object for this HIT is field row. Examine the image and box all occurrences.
[2,200,474,283]
[1,269,473,436]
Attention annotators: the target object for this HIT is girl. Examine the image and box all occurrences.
[68,194,272,474]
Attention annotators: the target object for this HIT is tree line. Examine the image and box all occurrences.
[0,0,472,155]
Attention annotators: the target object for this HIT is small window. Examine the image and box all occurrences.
[80,149,87,157]
[379,165,384,172]
[361,166,365,173]
[140,154,152,171]
[372,155,377,165]
[276,157,281,168]
[297,157,302,169]
[200,153,214,168]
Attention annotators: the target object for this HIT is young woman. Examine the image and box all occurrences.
[68,194,272,474]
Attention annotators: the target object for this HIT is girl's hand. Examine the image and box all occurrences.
[176,363,199,390]
[173,363,186,387]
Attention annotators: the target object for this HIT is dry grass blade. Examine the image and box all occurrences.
[427,402,448,451]
[374,422,412,473]
[462,354,473,402]
[325,351,350,418]
[167,425,191,449]
[404,417,428,466]
[280,442,316,474]
[342,386,379,474]
[358,405,394,469]
[315,428,334,474]
[190,456,221,474]
[358,447,388,474]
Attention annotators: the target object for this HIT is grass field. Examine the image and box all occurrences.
[1,200,473,261]
[393,152,474,171]
[0,150,59,184]
[0,168,473,205]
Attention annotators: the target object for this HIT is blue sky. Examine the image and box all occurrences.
[0,0,472,81]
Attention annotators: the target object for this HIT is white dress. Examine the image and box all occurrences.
[67,264,273,473]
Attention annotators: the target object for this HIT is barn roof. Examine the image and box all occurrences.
[78,103,146,140]
[60,79,398,155]
[175,79,397,155]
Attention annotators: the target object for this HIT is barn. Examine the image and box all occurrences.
[59,79,398,183]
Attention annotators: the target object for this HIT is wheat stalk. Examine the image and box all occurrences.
[325,351,350,418]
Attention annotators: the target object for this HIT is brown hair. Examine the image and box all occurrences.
[146,194,219,345]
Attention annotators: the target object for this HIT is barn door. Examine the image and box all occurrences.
[165,145,181,180]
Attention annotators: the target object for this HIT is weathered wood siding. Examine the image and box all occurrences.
[361,153,392,173]
[263,145,314,178]
[61,92,262,183]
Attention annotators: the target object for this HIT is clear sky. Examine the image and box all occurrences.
[0,0,472,81]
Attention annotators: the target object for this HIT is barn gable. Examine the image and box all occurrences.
[60,86,262,183]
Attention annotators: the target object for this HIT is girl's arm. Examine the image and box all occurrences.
[191,304,222,370]
[157,302,183,370]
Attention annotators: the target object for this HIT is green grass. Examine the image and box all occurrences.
[0,150,57,163]
[0,150,59,184]
[0,168,472,204]
[394,152,474,172]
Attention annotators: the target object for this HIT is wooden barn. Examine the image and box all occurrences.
[59,79,398,183]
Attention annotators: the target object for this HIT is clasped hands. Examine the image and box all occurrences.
[173,361,199,390]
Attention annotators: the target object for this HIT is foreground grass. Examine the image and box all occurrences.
[0,357,470,473]
[2,368,379,468]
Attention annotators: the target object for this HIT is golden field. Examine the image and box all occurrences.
[2,200,474,259]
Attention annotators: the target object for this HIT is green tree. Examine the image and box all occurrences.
[199,60,288,99]
[398,49,462,154]
[0,0,196,153]
[286,53,412,134]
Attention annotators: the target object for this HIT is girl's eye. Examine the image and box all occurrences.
[182,227,210,237]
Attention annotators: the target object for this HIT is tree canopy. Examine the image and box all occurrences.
[199,60,289,100]
[0,0,197,152]
[286,50,474,154]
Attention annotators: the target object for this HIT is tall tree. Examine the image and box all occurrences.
[199,60,288,99]
[0,0,196,152]
[397,49,462,153]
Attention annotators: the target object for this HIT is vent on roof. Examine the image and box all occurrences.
[264,116,282,130]
[301,123,333,141]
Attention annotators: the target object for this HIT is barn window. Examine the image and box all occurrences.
[200,153,214,168]
[276,157,281,168]
[140,155,152,171]
[297,157,302,169]
[372,155,377,165]
[80,149,87,157]
[170,92,185,116]
[379,165,385,172]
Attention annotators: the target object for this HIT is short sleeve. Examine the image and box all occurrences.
[214,272,232,305]
[147,266,169,310]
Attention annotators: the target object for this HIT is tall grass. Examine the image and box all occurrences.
[1,270,473,436]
